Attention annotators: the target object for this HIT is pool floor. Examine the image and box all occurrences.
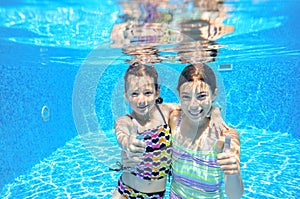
[1,129,299,199]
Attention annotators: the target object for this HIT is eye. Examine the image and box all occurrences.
[144,90,153,96]
[181,95,191,100]
[196,93,207,100]
[131,92,138,97]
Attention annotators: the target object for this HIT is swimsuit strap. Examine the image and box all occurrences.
[155,104,167,125]
[176,114,183,128]
[126,114,133,119]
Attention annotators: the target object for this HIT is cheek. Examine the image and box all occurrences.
[180,102,189,110]
[203,98,211,105]
[147,95,156,102]
[129,100,136,107]
[128,97,138,105]
[202,101,213,112]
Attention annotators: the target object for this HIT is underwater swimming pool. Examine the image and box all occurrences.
[1,0,299,198]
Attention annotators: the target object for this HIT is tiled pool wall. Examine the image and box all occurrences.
[1,45,299,189]
[0,41,89,188]
[221,58,300,136]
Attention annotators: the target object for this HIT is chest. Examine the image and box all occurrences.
[175,129,217,151]
[141,124,171,150]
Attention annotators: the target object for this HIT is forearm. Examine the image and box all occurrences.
[224,173,244,199]
[218,128,243,198]
[116,131,130,151]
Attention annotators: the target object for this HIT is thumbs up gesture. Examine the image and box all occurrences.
[125,119,146,162]
[216,134,240,175]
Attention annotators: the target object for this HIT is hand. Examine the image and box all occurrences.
[125,119,146,162]
[216,135,240,175]
[209,106,228,134]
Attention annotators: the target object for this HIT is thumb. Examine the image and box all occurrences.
[131,119,140,137]
[215,139,224,153]
[132,119,139,134]
[223,135,231,153]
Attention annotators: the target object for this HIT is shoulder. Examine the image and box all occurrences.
[158,103,181,118]
[161,103,181,113]
[115,115,131,127]
[169,109,182,130]
[156,103,180,120]
[114,115,132,135]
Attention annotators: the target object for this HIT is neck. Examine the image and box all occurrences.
[132,108,154,126]
[182,115,209,136]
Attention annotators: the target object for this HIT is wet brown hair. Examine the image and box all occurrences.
[124,62,159,92]
[177,63,217,94]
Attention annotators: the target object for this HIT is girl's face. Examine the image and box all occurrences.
[179,80,216,122]
[125,75,158,116]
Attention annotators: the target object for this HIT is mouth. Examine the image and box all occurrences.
[188,109,203,117]
[137,105,148,110]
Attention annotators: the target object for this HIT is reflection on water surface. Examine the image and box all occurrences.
[110,0,234,64]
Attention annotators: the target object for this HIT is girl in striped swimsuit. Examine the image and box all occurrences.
[169,63,244,199]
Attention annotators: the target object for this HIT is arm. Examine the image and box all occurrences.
[209,106,229,134]
[168,108,182,137]
[115,116,131,151]
[162,103,181,123]
[217,129,244,199]
[163,103,181,113]
[115,117,145,161]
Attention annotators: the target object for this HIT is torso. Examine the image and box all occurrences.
[129,122,172,181]
[170,113,224,199]
[121,104,172,192]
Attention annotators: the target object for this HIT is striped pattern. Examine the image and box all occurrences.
[170,119,224,198]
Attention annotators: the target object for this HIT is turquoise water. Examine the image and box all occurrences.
[1,129,299,198]
[1,0,300,198]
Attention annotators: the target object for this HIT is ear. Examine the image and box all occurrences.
[124,91,128,101]
[212,87,218,102]
[155,87,161,99]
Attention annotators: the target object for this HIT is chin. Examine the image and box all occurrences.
[187,114,206,122]
[135,108,150,116]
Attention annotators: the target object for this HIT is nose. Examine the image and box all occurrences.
[137,94,146,105]
[191,96,199,106]
[189,96,200,110]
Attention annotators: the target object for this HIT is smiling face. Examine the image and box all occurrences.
[177,64,218,122]
[179,80,216,122]
[125,74,158,116]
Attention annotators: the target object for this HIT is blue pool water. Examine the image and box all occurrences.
[1,129,299,198]
[1,0,300,198]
